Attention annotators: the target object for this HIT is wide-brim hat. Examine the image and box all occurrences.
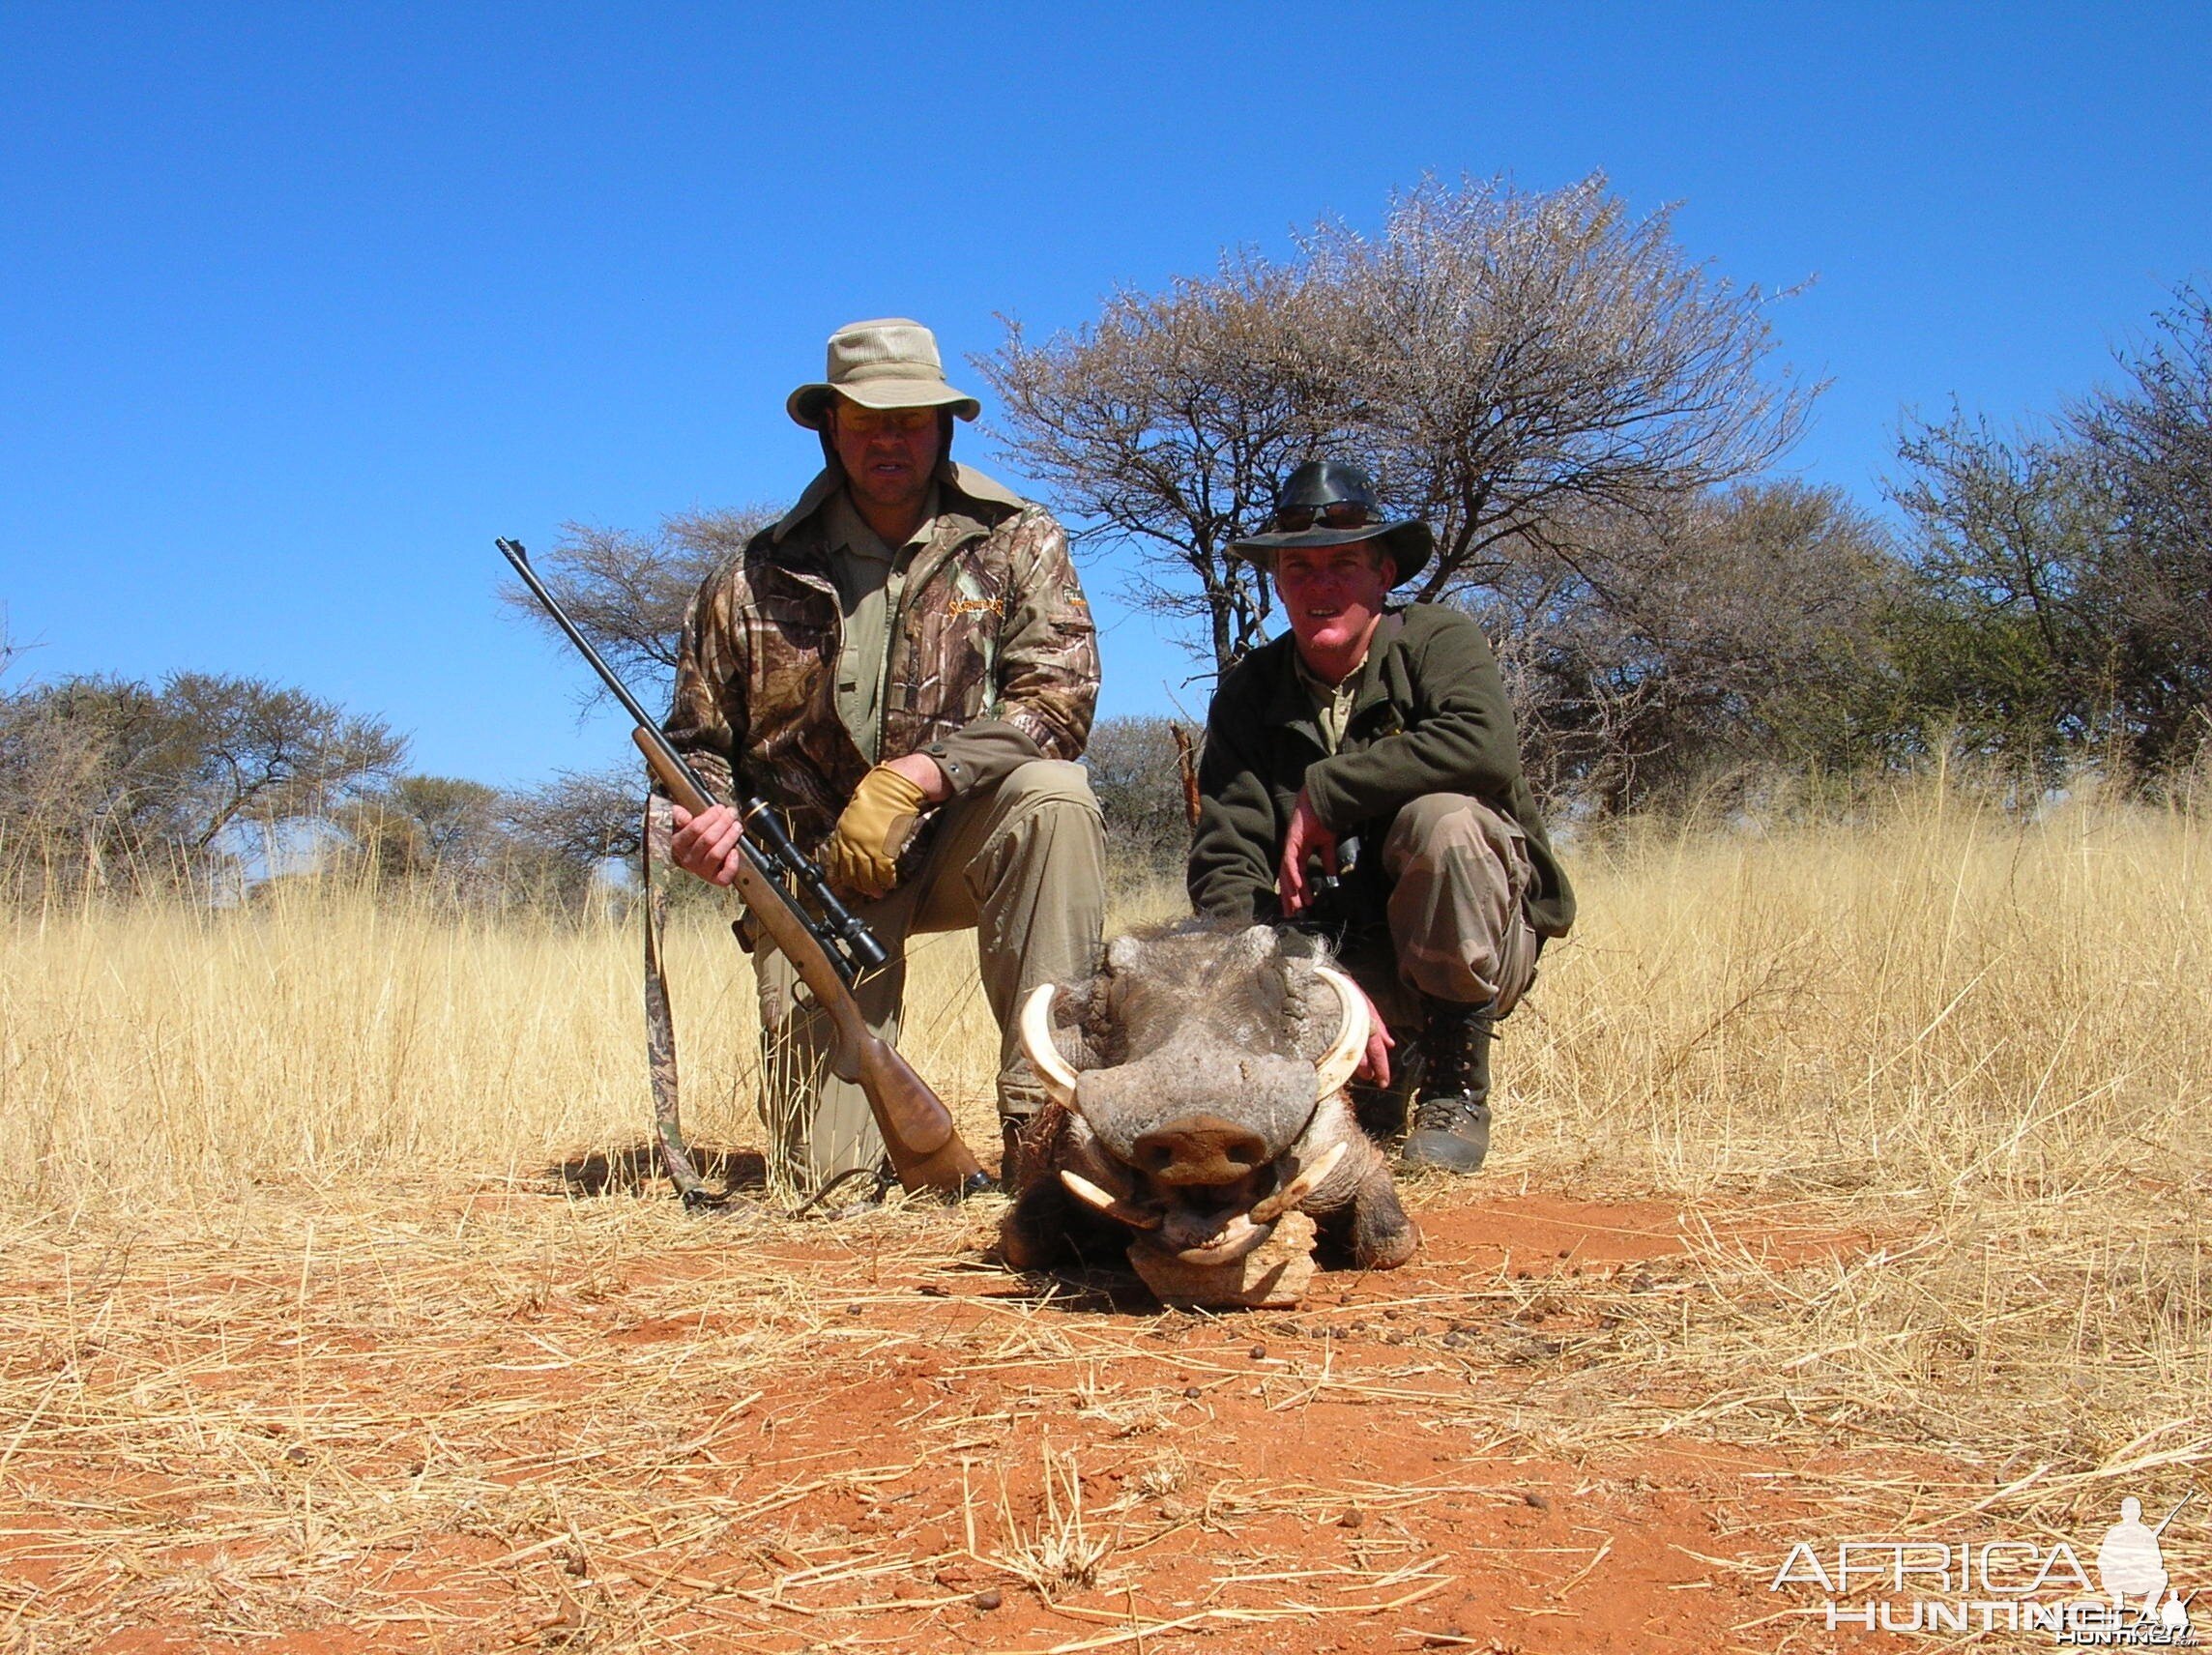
[1230,459,1435,588]
[787,317,982,430]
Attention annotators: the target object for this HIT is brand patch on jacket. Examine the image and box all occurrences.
[947,595,1005,618]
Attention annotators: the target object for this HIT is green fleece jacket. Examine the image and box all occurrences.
[1187,605,1574,939]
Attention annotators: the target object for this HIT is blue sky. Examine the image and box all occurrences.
[3,3,2207,788]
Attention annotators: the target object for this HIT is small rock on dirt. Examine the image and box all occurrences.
[972,1588,1003,1611]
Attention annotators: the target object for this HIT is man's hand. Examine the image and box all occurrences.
[1276,788,1338,916]
[824,763,933,900]
[669,801,745,886]
[1353,981,1395,1089]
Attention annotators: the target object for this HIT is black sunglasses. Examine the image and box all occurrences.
[1272,501,1374,533]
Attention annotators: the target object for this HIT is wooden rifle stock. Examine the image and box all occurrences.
[630,732,983,1196]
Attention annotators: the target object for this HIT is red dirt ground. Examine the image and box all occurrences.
[0,1188,1922,1654]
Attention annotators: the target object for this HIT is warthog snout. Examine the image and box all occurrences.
[1001,922,1422,1277]
[1130,1116,1270,1186]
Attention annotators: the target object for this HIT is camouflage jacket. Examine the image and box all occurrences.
[663,461,1099,856]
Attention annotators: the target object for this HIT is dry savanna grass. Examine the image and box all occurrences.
[1,774,2206,1651]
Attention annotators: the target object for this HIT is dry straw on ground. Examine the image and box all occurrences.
[1,772,2205,1650]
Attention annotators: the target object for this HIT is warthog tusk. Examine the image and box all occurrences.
[1312,965,1369,1099]
[1018,983,1081,1107]
[1249,1140,1348,1225]
[1173,1213,1269,1265]
[1058,1169,1161,1229]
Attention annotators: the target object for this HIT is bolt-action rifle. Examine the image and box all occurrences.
[497,538,985,1198]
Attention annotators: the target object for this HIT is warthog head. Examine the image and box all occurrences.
[1002,922,1418,1275]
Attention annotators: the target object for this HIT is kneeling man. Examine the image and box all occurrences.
[665,319,1106,1193]
[1187,461,1574,1173]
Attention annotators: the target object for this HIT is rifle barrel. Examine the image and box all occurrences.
[497,537,710,791]
[497,536,888,973]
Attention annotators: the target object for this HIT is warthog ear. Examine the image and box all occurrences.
[1234,924,1278,967]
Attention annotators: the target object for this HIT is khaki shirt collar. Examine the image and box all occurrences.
[769,465,845,544]
[1348,610,1405,714]
[1294,639,1368,697]
[825,482,940,564]
[1292,610,1402,697]
[1272,610,1406,747]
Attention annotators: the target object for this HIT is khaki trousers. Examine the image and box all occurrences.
[754,759,1106,1189]
[1348,793,1540,1031]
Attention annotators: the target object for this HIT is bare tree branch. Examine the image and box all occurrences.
[977,173,1818,684]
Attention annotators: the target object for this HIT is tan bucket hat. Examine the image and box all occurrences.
[786,317,982,429]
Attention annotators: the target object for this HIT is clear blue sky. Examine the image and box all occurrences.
[4,3,2206,788]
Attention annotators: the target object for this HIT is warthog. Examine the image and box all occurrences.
[1001,921,1420,1274]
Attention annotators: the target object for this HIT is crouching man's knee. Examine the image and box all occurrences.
[970,759,1108,1129]
[965,758,1107,925]
[995,758,1101,815]
[976,760,1107,873]
[1382,793,1537,1012]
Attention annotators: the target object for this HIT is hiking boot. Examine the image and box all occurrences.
[1400,997,1496,1174]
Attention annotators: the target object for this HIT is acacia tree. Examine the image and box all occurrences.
[2073,286,2212,768]
[981,262,1335,674]
[978,173,1815,680]
[500,508,773,707]
[0,672,403,893]
[1887,415,2105,766]
[334,774,506,889]
[1082,714,1198,877]
[1483,480,1899,807]
[1889,287,2212,778]
[1309,176,1816,605]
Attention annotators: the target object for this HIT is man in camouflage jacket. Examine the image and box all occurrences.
[664,318,1105,1193]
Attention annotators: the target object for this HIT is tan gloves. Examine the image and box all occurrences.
[823,764,930,900]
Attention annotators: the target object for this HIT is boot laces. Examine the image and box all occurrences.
[1421,1045,1475,1096]
[1416,1003,1489,1097]
[1412,1092,1487,1134]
